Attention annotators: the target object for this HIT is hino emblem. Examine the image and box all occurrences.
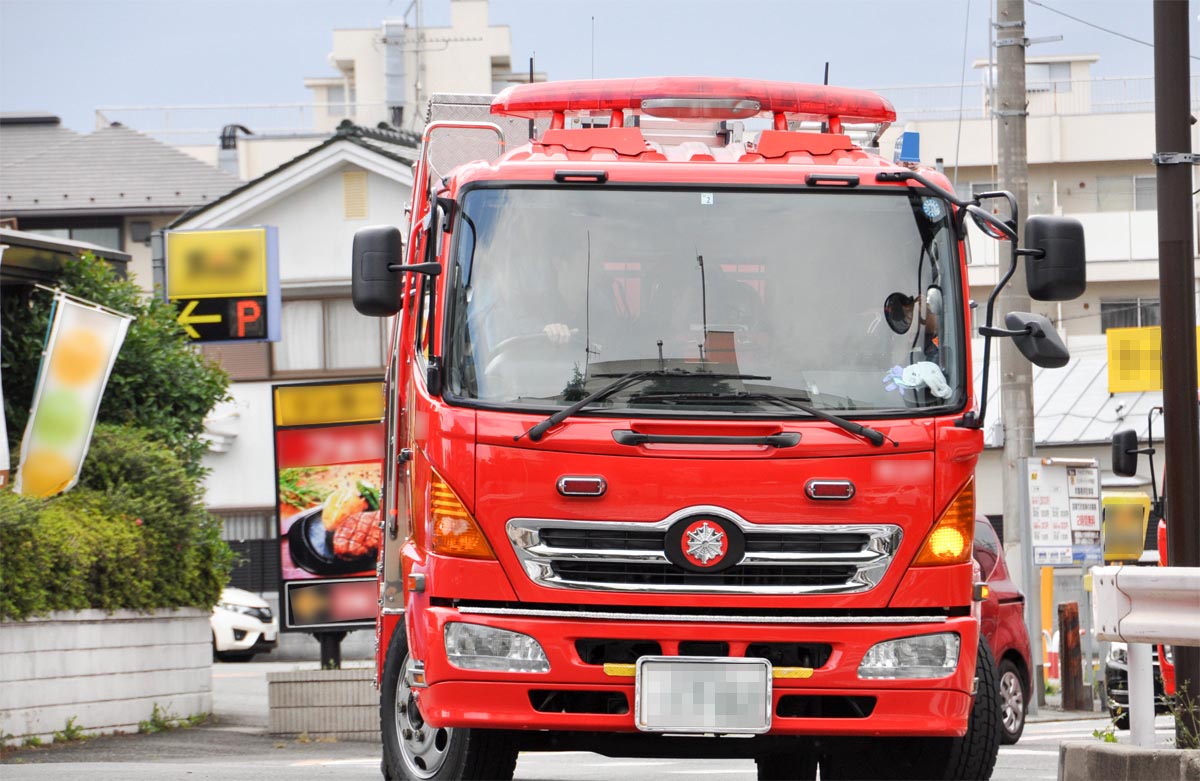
[683,520,728,567]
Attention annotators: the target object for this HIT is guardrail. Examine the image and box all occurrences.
[1091,565,1200,746]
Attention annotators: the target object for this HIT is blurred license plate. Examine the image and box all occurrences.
[635,657,771,733]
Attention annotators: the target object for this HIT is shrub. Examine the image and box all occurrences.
[0,426,231,620]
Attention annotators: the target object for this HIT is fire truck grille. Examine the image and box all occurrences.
[506,515,902,595]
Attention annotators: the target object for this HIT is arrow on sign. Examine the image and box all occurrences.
[177,299,222,339]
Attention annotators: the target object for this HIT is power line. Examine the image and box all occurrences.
[1027,0,1200,62]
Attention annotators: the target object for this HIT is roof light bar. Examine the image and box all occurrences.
[491,77,896,124]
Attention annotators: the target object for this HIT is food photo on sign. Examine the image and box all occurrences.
[273,380,384,630]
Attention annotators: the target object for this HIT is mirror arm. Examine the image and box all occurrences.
[978,324,1035,338]
[387,262,443,276]
[960,238,1022,429]
[1147,406,1163,513]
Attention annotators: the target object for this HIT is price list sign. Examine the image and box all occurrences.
[1027,462,1102,566]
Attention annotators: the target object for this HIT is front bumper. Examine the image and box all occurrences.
[1104,663,1168,712]
[410,606,977,737]
[213,613,279,653]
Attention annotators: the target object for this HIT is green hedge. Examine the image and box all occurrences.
[0,425,231,621]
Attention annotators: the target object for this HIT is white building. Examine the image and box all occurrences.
[874,55,1195,524]
[172,125,416,541]
[114,0,544,182]
[303,0,542,134]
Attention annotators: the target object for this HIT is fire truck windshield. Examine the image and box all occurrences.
[445,186,963,417]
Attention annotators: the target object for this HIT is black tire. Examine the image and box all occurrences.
[379,623,518,780]
[1110,707,1130,731]
[822,640,1002,780]
[755,748,817,780]
[998,658,1027,744]
[215,651,256,663]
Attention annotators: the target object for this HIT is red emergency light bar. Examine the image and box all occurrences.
[491,77,896,125]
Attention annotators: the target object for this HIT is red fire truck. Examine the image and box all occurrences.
[352,78,1086,780]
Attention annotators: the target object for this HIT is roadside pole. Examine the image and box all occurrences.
[995,0,1043,704]
[1153,0,1200,748]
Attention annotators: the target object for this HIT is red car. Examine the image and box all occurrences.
[974,516,1033,744]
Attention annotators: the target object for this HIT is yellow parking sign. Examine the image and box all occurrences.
[1101,493,1151,562]
[1107,326,1200,393]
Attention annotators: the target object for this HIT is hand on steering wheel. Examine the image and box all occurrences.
[543,323,572,345]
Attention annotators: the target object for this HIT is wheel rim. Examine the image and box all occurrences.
[395,656,454,778]
[1000,669,1025,734]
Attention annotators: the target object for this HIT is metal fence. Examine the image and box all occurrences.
[95,76,1199,148]
[869,76,1200,122]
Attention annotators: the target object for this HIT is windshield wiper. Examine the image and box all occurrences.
[628,390,895,448]
[516,370,770,443]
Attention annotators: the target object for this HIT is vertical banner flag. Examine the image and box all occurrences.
[0,243,9,487]
[273,379,385,632]
[15,294,132,497]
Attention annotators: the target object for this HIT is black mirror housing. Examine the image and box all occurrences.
[352,226,404,317]
[1111,429,1140,477]
[1024,216,1086,301]
[1006,311,1069,368]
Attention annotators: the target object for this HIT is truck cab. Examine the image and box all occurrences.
[354,78,1086,781]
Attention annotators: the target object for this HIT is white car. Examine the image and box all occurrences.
[211,587,278,661]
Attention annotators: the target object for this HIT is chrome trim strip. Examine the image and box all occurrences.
[456,606,949,625]
[506,508,902,595]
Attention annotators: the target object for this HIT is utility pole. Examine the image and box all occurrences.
[1152,0,1200,748]
[994,0,1040,697]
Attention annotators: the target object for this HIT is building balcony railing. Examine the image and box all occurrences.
[870,76,1200,123]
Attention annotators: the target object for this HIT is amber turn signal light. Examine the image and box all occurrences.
[430,471,494,560]
[913,478,975,566]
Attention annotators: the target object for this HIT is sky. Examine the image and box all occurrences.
[0,0,1193,134]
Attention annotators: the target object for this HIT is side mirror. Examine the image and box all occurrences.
[1112,429,1140,477]
[1024,216,1086,301]
[352,226,404,317]
[1006,311,1069,368]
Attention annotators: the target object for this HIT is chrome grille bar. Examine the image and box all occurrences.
[506,506,902,596]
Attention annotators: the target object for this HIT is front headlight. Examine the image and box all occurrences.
[858,633,961,679]
[218,602,258,617]
[444,623,549,673]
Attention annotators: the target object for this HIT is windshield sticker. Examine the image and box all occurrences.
[700,193,714,205]
[896,361,953,399]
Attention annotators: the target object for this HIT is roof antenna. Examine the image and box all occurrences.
[590,16,595,79]
[820,62,831,133]
[528,54,535,140]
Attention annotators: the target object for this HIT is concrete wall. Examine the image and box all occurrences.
[0,609,212,745]
[268,667,377,741]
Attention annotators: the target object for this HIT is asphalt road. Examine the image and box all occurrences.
[0,662,1180,780]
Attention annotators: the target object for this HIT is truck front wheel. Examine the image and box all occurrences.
[821,639,1002,780]
[380,626,517,780]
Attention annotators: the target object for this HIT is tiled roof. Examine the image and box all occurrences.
[0,115,82,168]
[171,122,417,227]
[973,336,1165,448]
[0,122,241,216]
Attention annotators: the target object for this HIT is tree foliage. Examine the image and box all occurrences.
[1,254,228,474]
[0,255,232,618]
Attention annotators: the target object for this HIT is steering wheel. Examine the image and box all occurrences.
[482,330,589,389]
